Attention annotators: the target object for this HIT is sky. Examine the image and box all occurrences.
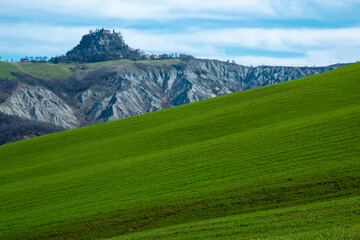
[0,0,360,66]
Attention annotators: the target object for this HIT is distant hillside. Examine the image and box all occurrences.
[0,63,359,239]
[0,59,347,144]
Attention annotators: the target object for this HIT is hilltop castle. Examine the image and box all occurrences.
[50,28,194,63]
[51,28,142,63]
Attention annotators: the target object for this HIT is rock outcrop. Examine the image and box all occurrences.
[79,60,346,124]
[0,84,79,129]
[51,29,142,63]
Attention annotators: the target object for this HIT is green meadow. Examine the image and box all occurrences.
[0,63,359,239]
[0,59,182,80]
[0,61,23,78]
[86,58,181,69]
[0,61,73,79]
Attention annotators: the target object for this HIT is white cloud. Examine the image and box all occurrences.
[1,0,273,19]
[222,49,360,67]
[0,24,92,57]
[4,0,358,20]
[1,24,360,66]
[166,0,275,15]
[119,27,360,66]
[189,28,360,52]
[0,24,90,44]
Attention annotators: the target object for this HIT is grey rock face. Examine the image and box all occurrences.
[0,59,346,131]
[81,60,344,124]
[0,84,79,129]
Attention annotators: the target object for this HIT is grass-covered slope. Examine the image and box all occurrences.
[0,63,359,239]
[0,59,181,79]
[0,61,74,79]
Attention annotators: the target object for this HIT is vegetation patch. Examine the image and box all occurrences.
[0,62,22,78]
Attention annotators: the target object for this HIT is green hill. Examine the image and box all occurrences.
[0,61,73,79]
[0,63,359,239]
[0,59,180,80]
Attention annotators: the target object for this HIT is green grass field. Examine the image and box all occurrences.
[111,197,360,240]
[0,59,182,80]
[87,59,181,70]
[17,62,74,79]
[0,63,359,239]
[0,62,74,79]
[0,61,22,78]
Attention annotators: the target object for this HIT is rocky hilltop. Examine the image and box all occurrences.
[0,29,348,144]
[51,29,142,63]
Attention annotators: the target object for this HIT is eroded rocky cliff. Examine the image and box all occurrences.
[0,59,346,135]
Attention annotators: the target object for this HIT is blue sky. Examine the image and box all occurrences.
[0,0,360,66]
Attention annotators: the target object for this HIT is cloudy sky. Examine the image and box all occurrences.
[1,0,360,66]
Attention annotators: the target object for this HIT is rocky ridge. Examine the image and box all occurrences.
[51,29,142,63]
[0,59,346,134]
